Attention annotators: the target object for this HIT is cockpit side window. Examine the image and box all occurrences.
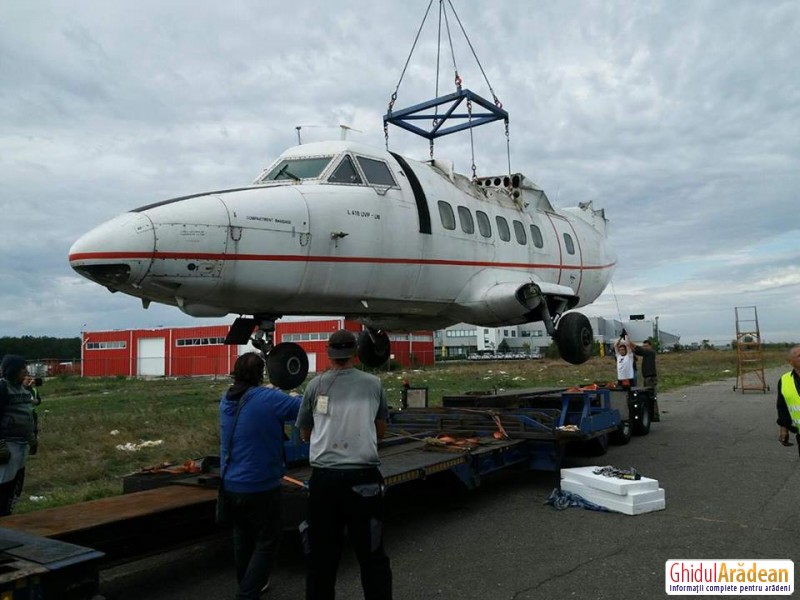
[328,155,363,185]
[356,156,397,187]
[260,157,332,182]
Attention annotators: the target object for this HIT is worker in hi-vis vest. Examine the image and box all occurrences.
[776,345,800,453]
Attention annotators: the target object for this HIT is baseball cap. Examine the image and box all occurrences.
[327,329,358,359]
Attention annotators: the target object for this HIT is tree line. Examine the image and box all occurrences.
[0,336,81,360]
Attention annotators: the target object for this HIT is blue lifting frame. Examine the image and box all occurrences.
[384,88,508,141]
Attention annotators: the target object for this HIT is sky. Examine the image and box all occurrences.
[1,0,798,346]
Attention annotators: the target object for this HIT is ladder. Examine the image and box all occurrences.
[733,306,770,393]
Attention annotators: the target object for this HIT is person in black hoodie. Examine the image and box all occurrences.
[219,352,302,599]
[0,355,34,515]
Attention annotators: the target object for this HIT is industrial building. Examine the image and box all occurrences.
[80,315,676,377]
[81,319,434,378]
[434,317,679,359]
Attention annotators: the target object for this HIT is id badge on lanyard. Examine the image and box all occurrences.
[315,395,329,415]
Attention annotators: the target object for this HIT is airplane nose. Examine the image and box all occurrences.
[69,212,156,289]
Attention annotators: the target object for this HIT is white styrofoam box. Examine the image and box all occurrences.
[560,479,666,515]
[561,466,659,496]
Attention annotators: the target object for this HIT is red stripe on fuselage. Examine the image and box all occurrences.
[68,251,616,271]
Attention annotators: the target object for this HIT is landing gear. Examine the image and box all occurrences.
[555,312,594,365]
[358,329,391,368]
[225,315,309,390]
[536,297,593,365]
[267,343,308,390]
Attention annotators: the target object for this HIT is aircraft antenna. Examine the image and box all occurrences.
[339,124,363,140]
[294,124,333,145]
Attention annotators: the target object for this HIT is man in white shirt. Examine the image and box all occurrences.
[615,334,636,388]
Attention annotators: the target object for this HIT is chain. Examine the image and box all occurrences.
[429,139,435,161]
[384,92,397,151]
[467,98,477,179]
[505,119,511,175]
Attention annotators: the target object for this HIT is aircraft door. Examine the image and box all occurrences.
[145,194,231,301]
[545,213,583,295]
[218,187,311,305]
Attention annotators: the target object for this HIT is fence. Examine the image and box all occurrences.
[28,350,437,379]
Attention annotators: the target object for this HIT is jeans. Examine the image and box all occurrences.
[305,467,392,600]
[227,487,282,600]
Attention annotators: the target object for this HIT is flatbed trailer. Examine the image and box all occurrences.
[0,385,643,596]
[389,385,623,471]
[0,527,103,600]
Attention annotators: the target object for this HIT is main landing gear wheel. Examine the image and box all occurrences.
[555,312,593,365]
[267,342,308,390]
[358,330,391,368]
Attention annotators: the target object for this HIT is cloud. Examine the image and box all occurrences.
[1,0,798,345]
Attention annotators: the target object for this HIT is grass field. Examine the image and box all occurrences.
[17,347,790,514]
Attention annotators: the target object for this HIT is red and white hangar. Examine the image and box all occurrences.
[81,318,434,378]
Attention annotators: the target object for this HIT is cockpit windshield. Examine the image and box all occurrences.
[260,156,332,182]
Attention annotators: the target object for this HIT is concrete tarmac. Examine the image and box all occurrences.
[100,367,799,599]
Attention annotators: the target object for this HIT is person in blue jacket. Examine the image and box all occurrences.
[219,352,302,600]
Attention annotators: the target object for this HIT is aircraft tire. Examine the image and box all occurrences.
[632,401,652,436]
[573,432,609,456]
[555,312,593,365]
[609,420,632,445]
[591,432,609,455]
[267,342,309,390]
[358,330,390,368]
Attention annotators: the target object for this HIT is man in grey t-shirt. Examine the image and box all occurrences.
[296,329,392,600]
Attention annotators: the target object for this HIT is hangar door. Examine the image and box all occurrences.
[138,337,166,377]
[307,353,317,374]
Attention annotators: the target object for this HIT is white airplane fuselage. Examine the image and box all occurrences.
[69,140,616,335]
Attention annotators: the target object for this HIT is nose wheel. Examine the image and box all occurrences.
[267,342,309,390]
[226,315,309,389]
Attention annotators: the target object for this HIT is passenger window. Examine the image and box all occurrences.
[530,224,544,248]
[496,216,510,242]
[563,233,576,255]
[457,206,475,234]
[356,156,397,187]
[438,201,456,230]
[513,220,527,245]
[328,155,363,185]
[476,211,492,238]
